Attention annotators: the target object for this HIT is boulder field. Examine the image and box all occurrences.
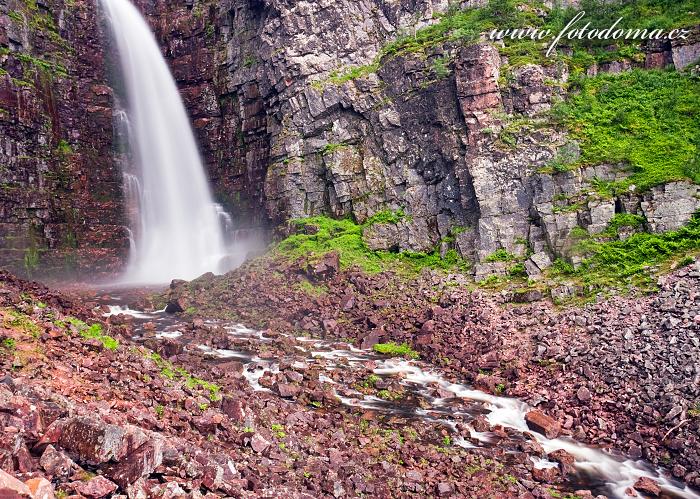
[3,254,699,497]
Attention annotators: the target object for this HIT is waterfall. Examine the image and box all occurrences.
[100,0,229,283]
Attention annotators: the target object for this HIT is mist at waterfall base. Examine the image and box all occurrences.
[101,0,252,284]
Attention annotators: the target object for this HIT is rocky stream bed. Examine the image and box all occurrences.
[1,253,699,498]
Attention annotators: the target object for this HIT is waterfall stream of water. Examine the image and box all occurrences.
[101,0,229,283]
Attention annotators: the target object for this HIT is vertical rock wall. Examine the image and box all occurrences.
[0,0,127,279]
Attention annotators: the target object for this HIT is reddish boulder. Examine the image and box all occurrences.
[308,252,340,281]
[221,397,247,423]
[525,410,561,439]
[275,383,301,398]
[39,445,79,479]
[532,465,560,483]
[58,417,125,465]
[250,434,270,454]
[74,476,118,498]
[103,440,163,489]
[0,469,31,498]
[24,477,54,499]
[633,477,661,496]
[548,449,575,466]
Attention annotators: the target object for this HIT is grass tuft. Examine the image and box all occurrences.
[372,342,420,360]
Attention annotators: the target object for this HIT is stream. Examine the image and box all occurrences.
[99,290,699,499]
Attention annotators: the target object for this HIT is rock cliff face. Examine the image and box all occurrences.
[144,0,698,278]
[0,0,127,278]
[1,0,699,279]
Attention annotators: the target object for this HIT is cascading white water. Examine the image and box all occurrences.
[101,0,228,283]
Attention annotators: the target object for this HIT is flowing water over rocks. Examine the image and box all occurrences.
[99,290,700,499]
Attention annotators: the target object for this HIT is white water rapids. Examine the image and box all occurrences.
[100,0,229,283]
[102,301,700,499]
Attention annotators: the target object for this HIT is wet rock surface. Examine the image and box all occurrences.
[0,269,599,498]
[165,255,700,494]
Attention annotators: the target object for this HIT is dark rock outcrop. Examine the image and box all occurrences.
[0,0,128,278]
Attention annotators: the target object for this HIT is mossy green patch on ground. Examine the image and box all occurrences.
[63,317,119,351]
[554,69,700,191]
[372,342,420,359]
[2,309,42,338]
[143,351,221,401]
[274,215,470,274]
[296,280,328,297]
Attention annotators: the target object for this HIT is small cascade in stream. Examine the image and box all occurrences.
[100,0,230,283]
[100,295,700,499]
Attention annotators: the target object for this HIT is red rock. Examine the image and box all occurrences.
[548,449,575,466]
[221,397,246,423]
[24,477,54,499]
[39,445,78,478]
[275,383,300,398]
[0,469,31,498]
[14,447,33,474]
[340,294,355,311]
[74,476,118,498]
[525,410,561,439]
[532,466,560,483]
[576,386,592,402]
[194,412,224,434]
[103,440,163,489]
[308,252,340,280]
[250,434,270,454]
[437,482,453,496]
[35,420,66,448]
[58,417,126,465]
[633,477,661,496]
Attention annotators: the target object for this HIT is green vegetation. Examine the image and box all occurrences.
[1,338,16,352]
[296,280,328,297]
[485,249,517,263]
[64,317,119,351]
[320,142,348,156]
[689,404,700,418]
[431,56,452,79]
[271,423,286,438]
[600,213,647,238]
[442,435,452,447]
[359,374,381,389]
[3,309,41,338]
[320,0,699,87]
[554,70,700,191]
[364,209,407,226]
[372,342,419,360]
[552,213,700,291]
[377,389,402,401]
[275,215,470,274]
[144,351,221,401]
[23,247,40,275]
[154,405,165,417]
[55,140,73,156]
[327,62,379,86]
